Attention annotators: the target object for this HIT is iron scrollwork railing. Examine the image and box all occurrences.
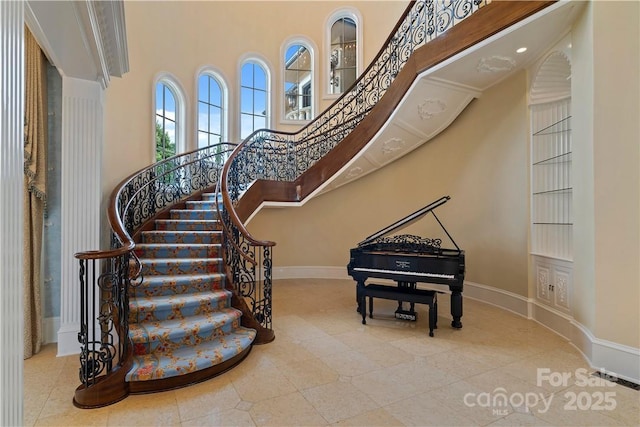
[73,143,236,406]
[220,0,488,332]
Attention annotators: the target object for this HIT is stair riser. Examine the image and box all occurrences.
[130,311,242,356]
[186,201,221,211]
[201,193,222,201]
[135,245,222,259]
[170,210,218,221]
[141,232,222,244]
[129,293,232,324]
[155,220,221,231]
[140,259,222,276]
[132,275,225,298]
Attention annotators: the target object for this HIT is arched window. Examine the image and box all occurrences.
[326,9,362,96]
[154,74,185,161]
[240,59,270,139]
[197,70,227,148]
[283,40,314,122]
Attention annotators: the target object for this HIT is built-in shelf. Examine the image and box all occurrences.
[533,151,572,166]
[530,103,572,260]
[533,187,572,196]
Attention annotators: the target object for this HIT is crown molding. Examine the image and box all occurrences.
[25,0,129,88]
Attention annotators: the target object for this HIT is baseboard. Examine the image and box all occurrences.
[463,280,530,318]
[274,265,640,384]
[571,321,640,385]
[273,266,350,280]
[57,322,81,356]
[43,316,60,344]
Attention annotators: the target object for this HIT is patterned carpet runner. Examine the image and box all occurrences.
[126,193,255,382]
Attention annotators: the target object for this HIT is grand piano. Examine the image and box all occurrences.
[347,196,465,335]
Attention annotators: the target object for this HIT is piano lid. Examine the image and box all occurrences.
[357,196,451,247]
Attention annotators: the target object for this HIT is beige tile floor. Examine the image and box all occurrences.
[25,279,639,426]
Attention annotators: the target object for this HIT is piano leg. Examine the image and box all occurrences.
[428,299,436,337]
[451,290,463,328]
[357,281,367,324]
[433,294,438,329]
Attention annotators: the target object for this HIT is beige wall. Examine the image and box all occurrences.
[590,1,639,347]
[571,1,639,349]
[104,1,407,196]
[248,71,531,296]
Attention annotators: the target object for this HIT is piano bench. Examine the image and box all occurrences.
[359,284,438,337]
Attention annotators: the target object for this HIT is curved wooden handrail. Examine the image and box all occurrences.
[75,143,237,260]
[220,1,555,245]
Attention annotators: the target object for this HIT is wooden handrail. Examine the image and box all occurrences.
[75,143,236,259]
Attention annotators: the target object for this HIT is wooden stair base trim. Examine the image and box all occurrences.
[128,345,252,394]
[73,346,133,409]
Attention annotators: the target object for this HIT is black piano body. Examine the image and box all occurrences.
[347,196,465,331]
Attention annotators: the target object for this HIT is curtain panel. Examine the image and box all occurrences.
[23,26,47,358]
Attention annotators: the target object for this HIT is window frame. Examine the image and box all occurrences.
[238,55,272,140]
[280,37,317,125]
[153,73,186,161]
[324,7,363,99]
[195,67,229,149]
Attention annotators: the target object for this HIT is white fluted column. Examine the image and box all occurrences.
[0,1,24,425]
[57,77,103,355]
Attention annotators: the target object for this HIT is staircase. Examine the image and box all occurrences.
[127,192,255,390]
[73,1,561,408]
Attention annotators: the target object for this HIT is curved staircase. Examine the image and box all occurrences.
[72,1,566,409]
[127,193,255,390]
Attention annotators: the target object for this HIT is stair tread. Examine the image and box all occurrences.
[130,308,241,332]
[139,273,225,282]
[130,290,231,309]
[138,257,222,262]
[170,209,218,212]
[142,230,221,234]
[135,243,221,250]
[129,308,242,348]
[126,327,256,382]
[156,221,220,223]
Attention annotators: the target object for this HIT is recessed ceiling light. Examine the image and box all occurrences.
[516,47,527,54]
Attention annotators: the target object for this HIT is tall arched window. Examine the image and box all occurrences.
[283,40,314,122]
[197,71,227,148]
[155,83,177,161]
[326,9,362,96]
[154,74,185,161]
[240,59,270,139]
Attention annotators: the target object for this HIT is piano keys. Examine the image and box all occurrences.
[347,196,465,334]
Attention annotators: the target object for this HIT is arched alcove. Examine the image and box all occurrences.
[529,49,574,320]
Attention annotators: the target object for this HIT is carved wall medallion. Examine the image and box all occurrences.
[417,98,446,120]
[477,55,516,73]
[381,137,406,155]
[345,166,363,179]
